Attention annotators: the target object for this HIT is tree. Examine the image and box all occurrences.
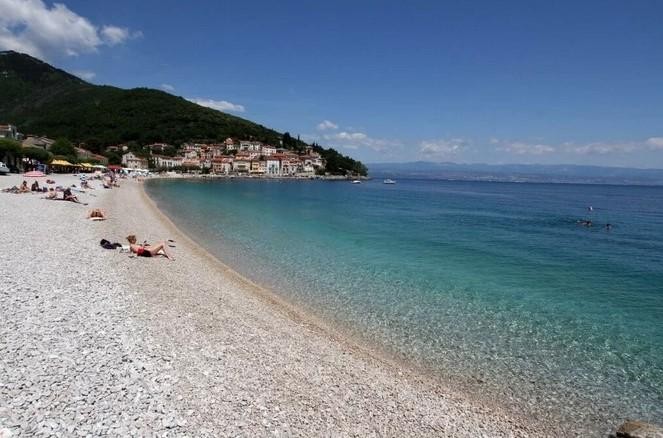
[84,137,102,154]
[0,138,21,157]
[282,132,295,148]
[162,145,178,157]
[22,147,52,163]
[0,138,22,169]
[106,152,121,165]
[50,138,76,157]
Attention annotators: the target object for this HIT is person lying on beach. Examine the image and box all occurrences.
[81,180,94,190]
[87,208,106,221]
[3,181,30,194]
[126,235,174,260]
[63,187,87,205]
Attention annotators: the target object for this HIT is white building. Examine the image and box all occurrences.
[183,149,199,160]
[182,158,201,169]
[153,155,183,169]
[261,145,276,156]
[266,158,281,175]
[233,157,251,173]
[212,157,233,174]
[280,158,301,176]
[147,143,171,153]
[301,152,324,170]
[121,152,149,169]
[224,138,238,151]
[0,124,20,140]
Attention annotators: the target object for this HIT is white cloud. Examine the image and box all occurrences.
[493,137,663,157]
[646,137,663,150]
[335,131,367,141]
[161,83,175,92]
[419,138,467,158]
[0,0,139,59]
[100,26,130,46]
[567,141,636,155]
[321,130,397,153]
[499,141,556,155]
[72,70,95,81]
[188,98,246,113]
[316,120,338,131]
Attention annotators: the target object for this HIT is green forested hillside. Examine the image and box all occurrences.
[0,51,367,175]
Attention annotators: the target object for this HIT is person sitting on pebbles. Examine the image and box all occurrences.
[19,180,30,193]
[126,235,174,260]
[63,187,87,205]
[43,188,58,199]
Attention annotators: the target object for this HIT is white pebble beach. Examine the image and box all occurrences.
[0,173,556,436]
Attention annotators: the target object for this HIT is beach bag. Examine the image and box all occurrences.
[100,239,122,250]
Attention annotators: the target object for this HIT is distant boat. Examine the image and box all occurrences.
[383,179,396,184]
[351,180,362,184]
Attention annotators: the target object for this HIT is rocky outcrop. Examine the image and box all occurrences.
[611,421,663,438]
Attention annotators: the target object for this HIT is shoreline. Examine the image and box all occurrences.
[1,173,554,436]
[138,179,557,434]
[141,179,490,400]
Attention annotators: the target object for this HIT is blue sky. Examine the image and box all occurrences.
[2,0,663,167]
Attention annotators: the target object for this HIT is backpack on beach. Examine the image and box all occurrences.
[99,239,122,250]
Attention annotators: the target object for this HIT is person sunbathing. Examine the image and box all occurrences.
[19,181,30,193]
[126,235,174,260]
[87,208,106,221]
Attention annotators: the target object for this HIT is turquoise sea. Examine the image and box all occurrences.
[146,178,663,432]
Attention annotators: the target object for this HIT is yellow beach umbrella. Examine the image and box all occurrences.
[51,159,73,166]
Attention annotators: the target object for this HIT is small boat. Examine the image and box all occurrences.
[383,179,396,184]
[351,179,362,184]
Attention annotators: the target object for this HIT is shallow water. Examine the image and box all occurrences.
[146,178,663,431]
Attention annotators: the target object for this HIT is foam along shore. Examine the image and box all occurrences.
[1,173,552,436]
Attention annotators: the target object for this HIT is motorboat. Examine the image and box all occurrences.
[383,179,396,184]
[351,179,362,184]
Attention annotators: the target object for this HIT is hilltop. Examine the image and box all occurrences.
[0,51,366,175]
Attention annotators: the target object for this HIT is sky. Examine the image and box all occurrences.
[1,0,663,167]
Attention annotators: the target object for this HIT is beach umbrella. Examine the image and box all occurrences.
[24,170,46,177]
[51,159,73,166]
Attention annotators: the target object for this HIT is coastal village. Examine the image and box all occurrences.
[122,138,326,177]
[1,123,327,176]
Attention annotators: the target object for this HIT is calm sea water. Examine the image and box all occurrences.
[146,178,663,431]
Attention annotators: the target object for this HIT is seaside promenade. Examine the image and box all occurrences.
[0,174,551,436]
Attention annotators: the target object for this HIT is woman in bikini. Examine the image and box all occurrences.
[126,235,174,260]
[87,208,106,221]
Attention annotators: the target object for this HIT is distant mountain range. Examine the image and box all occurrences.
[0,51,366,175]
[368,161,663,185]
